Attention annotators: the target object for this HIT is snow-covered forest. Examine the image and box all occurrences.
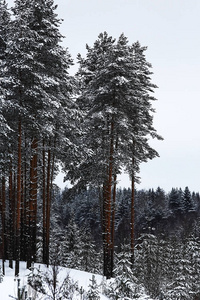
[0,0,200,299]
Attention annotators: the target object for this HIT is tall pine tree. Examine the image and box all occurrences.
[69,32,162,278]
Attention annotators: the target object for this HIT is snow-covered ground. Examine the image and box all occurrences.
[1,260,109,299]
[0,260,153,300]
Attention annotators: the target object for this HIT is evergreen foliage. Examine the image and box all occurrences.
[69,31,162,278]
[110,244,140,299]
[0,0,74,272]
[1,1,200,298]
[182,186,194,212]
[86,275,100,300]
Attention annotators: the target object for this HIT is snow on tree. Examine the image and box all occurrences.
[86,275,100,300]
[67,31,162,278]
[182,186,195,212]
[0,0,75,274]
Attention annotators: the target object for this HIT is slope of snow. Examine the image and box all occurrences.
[0,260,109,300]
[0,260,153,299]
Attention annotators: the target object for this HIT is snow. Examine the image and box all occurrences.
[0,260,109,300]
[0,260,153,299]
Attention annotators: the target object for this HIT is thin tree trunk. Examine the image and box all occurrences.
[46,147,51,266]
[15,119,22,276]
[20,167,25,261]
[50,138,56,202]
[27,138,38,268]
[110,173,117,276]
[110,136,118,275]
[8,163,13,268]
[23,137,28,263]
[13,172,16,261]
[0,176,6,274]
[0,184,3,273]
[131,173,135,266]
[103,119,114,279]
[32,139,38,261]
[42,140,46,264]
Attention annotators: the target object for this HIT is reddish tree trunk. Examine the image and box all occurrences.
[103,120,114,279]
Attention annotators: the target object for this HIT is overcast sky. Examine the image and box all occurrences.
[7,0,200,192]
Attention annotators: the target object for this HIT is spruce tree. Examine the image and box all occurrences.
[182,186,194,212]
[112,244,138,299]
[168,188,183,213]
[87,275,100,300]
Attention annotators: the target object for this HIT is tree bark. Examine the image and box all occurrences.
[20,167,25,261]
[27,138,38,268]
[131,173,135,266]
[46,147,51,266]
[103,119,114,279]
[110,173,117,277]
[8,163,13,268]
[42,140,47,264]
[15,119,22,276]
[0,176,6,274]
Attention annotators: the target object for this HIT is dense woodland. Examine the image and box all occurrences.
[0,0,200,299]
[48,185,200,298]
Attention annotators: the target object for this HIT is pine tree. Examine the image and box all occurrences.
[0,0,74,273]
[0,1,12,272]
[71,32,162,278]
[122,41,163,263]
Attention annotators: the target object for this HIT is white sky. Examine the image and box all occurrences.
[7,0,200,192]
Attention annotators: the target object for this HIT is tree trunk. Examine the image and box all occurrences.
[15,119,22,276]
[20,167,25,261]
[131,174,135,266]
[110,136,118,275]
[0,176,6,274]
[46,147,51,266]
[8,163,13,268]
[103,120,114,279]
[42,140,47,264]
[110,173,117,277]
[13,172,17,260]
[27,138,38,268]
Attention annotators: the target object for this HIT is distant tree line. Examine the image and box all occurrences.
[49,185,200,299]
[52,185,200,253]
